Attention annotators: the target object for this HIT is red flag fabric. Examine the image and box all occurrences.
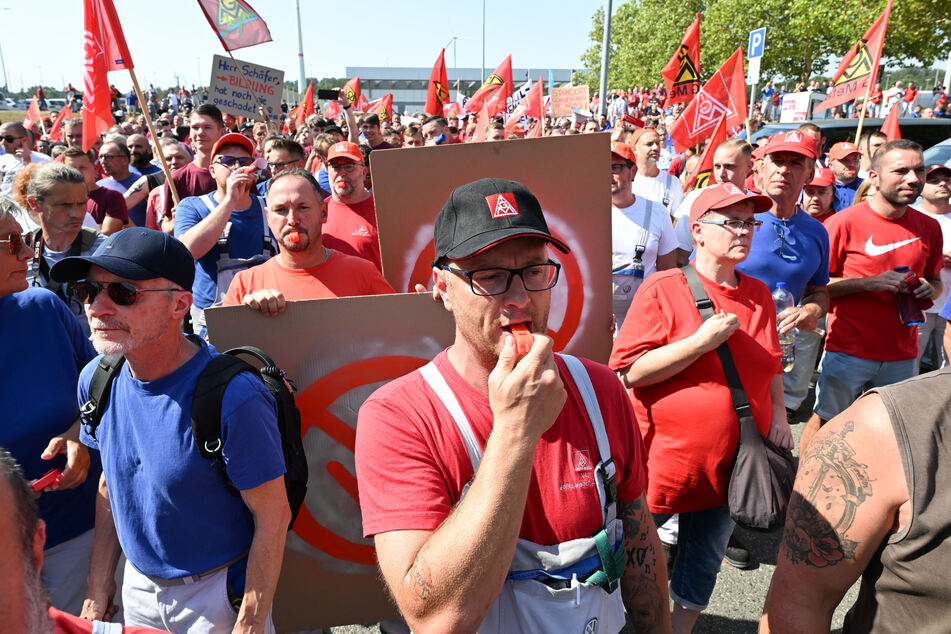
[425,49,450,117]
[815,1,892,113]
[445,101,462,119]
[621,113,645,129]
[196,0,272,52]
[354,93,370,112]
[83,0,133,151]
[668,47,747,153]
[465,55,512,113]
[367,94,394,123]
[682,114,728,192]
[473,100,491,143]
[527,119,544,138]
[23,97,42,130]
[504,78,543,134]
[283,82,314,132]
[323,100,342,121]
[47,107,74,142]
[343,77,361,107]
[662,13,702,107]
[881,102,901,141]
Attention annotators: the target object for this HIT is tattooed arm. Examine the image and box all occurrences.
[760,393,909,633]
[619,494,671,633]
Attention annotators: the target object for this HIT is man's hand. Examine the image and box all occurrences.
[911,277,935,300]
[864,270,906,293]
[241,289,287,316]
[17,147,31,164]
[40,422,90,491]
[487,333,566,445]
[777,304,820,334]
[691,310,739,352]
[80,586,118,623]
[222,165,257,205]
[768,416,794,450]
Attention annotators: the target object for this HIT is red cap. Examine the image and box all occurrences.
[829,141,861,161]
[807,167,835,187]
[927,164,951,178]
[629,127,653,146]
[210,132,256,158]
[764,130,817,159]
[610,142,636,164]
[751,144,767,161]
[327,141,363,163]
[690,182,773,224]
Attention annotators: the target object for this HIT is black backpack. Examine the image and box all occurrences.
[80,346,309,530]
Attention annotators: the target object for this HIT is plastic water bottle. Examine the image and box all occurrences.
[893,265,927,326]
[772,282,796,373]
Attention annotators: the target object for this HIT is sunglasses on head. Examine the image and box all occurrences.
[215,156,256,168]
[0,232,35,254]
[66,280,182,306]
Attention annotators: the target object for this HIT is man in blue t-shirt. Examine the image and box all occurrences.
[737,130,830,418]
[829,142,864,210]
[50,228,289,633]
[174,132,277,334]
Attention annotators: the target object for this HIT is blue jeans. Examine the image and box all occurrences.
[814,350,916,420]
[653,504,734,611]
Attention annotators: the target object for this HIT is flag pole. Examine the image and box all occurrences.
[127,67,180,208]
[745,117,751,141]
[853,81,874,145]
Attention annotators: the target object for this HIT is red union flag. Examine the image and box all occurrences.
[662,13,702,107]
[425,49,449,117]
[504,78,543,134]
[196,0,272,52]
[23,97,42,130]
[367,94,393,123]
[83,0,134,152]
[815,1,891,113]
[466,55,512,113]
[47,107,74,142]
[283,82,314,133]
[343,77,361,107]
[669,47,746,153]
[881,101,901,140]
[682,113,727,192]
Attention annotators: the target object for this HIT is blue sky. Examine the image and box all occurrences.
[0,0,606,93]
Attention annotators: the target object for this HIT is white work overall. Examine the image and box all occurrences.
[419,354,627,634]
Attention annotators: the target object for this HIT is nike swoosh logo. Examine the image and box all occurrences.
[864,236,921,256]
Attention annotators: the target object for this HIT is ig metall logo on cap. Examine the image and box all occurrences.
[485,192,519,219]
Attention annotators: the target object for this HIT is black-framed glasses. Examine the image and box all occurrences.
[0,135,25,143]
[699,219,762,232]
[66,280,183,306]
[0,232,35,255]
[98,154,128,161]
[267,159,299,170]
[215,156,255,168]
[439,261,561,296]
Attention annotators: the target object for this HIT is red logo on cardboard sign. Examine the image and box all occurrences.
[486,193,519,219]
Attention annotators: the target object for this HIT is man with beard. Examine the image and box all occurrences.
[126,134,161,177]
[631,128,684,216]
[0,449,169,632]
[355,178,669,633]
[49,228,289,632]
[801,140,943,452]
[223,169,393,314]
[828,142,864,210]
[323,141,381,270]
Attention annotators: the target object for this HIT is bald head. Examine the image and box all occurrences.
[126,134,153,170]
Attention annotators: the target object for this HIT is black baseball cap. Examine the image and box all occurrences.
[50,228,195,291]
[434,178,570,262]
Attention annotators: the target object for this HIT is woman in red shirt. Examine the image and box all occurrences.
[610,183,792,633]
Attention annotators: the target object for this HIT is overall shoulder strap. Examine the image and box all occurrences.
[418,361,483,472]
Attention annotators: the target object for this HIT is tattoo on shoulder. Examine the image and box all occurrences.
[410,553,433,601]
[782,420,872,568]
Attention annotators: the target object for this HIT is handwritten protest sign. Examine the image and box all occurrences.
[208,54,283,121]
[550,85,591,117]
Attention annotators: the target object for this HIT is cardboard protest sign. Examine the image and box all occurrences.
[208,54,283,121]
[371,133,613,363]
[550,84,591,117]
[205,293,455,630]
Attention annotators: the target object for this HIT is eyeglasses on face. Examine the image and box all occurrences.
[328,161,361,173]
[267,159,299,170]
[215,156,255,168]
[0,232,34,254]
[98,154,128,161]
[66,280,182,306]
[0,135,25,143]
[698,219,762,232]
[439,261,561,296]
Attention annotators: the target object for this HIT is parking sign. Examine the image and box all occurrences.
[748,28,766,59]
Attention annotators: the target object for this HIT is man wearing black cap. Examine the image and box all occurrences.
[50,228,289,633]
[355,178,669,633]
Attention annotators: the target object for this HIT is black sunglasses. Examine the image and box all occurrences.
[0,135,25,143]
[67,280,183,306]
[0,232,35,255]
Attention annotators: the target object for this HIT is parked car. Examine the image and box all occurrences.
[751,118,951,151]
[923,138,951,167]
[46,98,67,110]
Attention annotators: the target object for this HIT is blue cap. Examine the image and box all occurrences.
[50,228,194,291]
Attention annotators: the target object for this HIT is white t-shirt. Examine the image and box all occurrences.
[674,188,704,253]
[632,170,684,216]
[612,197,678,276]
[0,152,51,197]
[921,210,951,314]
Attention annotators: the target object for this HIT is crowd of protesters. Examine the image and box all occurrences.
[2,71,951,634]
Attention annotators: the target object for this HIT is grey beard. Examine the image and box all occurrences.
[23,561,52,634]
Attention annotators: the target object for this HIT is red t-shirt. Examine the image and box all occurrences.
[904,88,919,103]
[323,196,382,271]
[222,249,394,305]
[51,607,168,633]
[810,210,836,225]
[825,201,943,361]
[356,351,647,544]
[162,161,216,217]
[609,265,781,514]
[87,186,129,224]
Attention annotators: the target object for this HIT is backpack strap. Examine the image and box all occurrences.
[79,355,126,441]
[191,354,257,498]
